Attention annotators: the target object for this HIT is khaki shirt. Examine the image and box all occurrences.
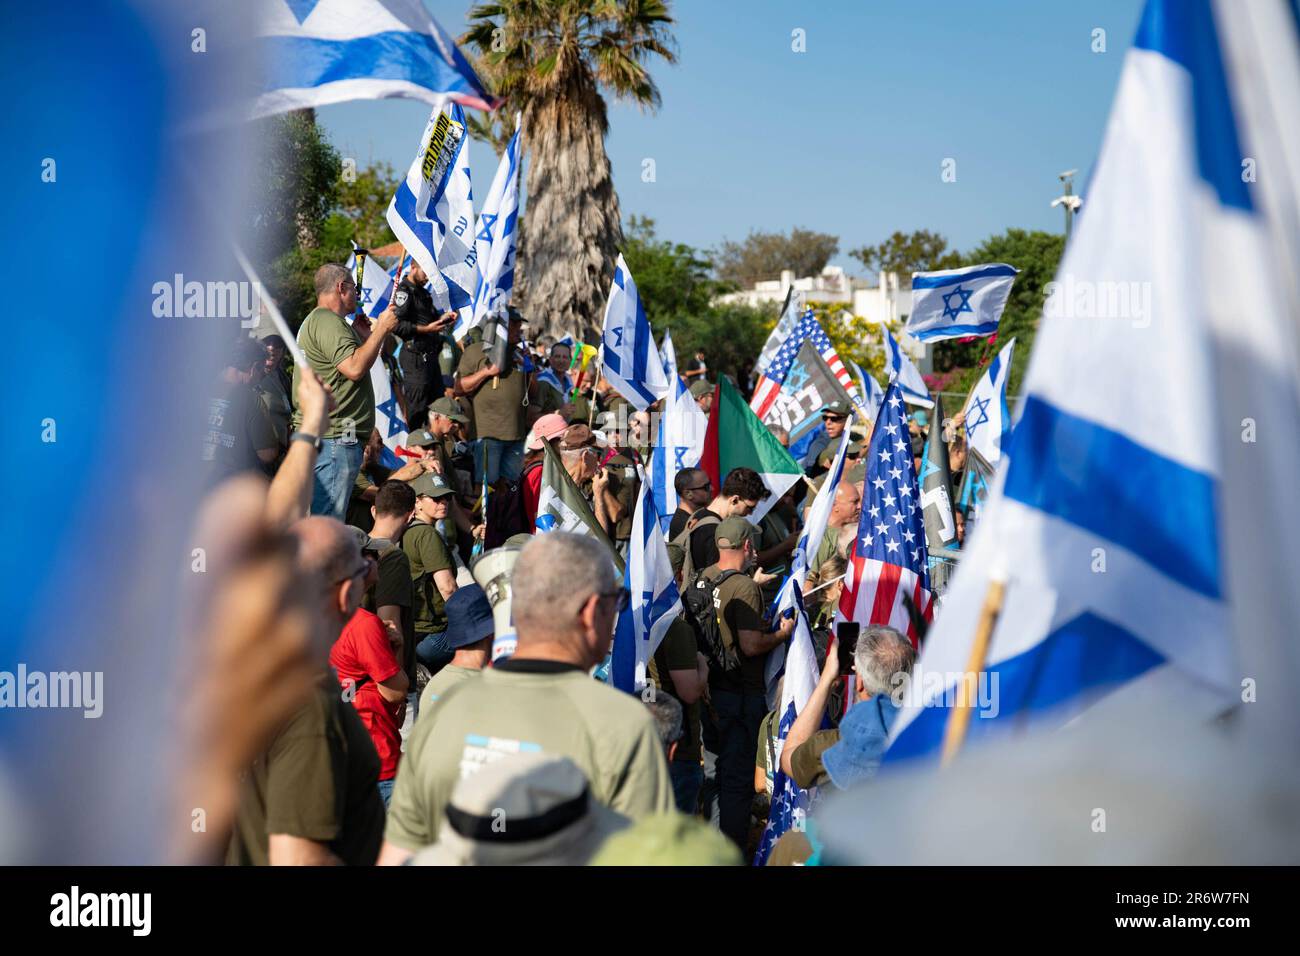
[417,663,479,717]
[384,661,674,851]
[457,342,528,442]
[292,307,375,440]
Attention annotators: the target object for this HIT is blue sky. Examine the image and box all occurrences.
[318,0,1145,276]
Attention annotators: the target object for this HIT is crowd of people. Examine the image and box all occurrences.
[195,260,978,866]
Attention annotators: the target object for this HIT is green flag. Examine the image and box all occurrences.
[536,440,625,573]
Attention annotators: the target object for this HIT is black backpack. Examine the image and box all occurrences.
[681,569,745,677]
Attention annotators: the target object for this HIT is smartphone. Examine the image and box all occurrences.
[836,621,861,674]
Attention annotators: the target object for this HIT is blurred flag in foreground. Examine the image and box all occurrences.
[252,0,492,117]
[886,0,1300,765]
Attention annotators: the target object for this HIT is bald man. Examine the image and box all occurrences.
[811,481,862,573]
[226,516,387,866]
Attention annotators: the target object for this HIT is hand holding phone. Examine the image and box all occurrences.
[836,621,861,675]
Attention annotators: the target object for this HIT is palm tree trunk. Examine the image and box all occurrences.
[516,82,623,344]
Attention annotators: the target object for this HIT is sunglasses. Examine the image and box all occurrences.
[598,590,630,612]
[686,483,712,493]
[822,414,847,422]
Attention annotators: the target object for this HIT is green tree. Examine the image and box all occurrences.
[713,227,840,287]
[462,0,678,342]
[930,228,1064,396]
[248,109,342,261]
[849,229,961,285]
[333,160,401,250]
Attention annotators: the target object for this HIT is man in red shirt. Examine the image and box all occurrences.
[520,413,569,530]
[331,603,410,807]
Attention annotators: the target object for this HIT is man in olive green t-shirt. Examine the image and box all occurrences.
[403,473,458,675]
[455,307,532,485]
[291,263,398,520]
[377,532,674,864]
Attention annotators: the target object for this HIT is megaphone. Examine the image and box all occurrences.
[471,545,524,662]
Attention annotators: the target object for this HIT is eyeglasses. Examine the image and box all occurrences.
[597,590,630,612]
[822,415,847,423]
[334,557,372,586]
[686,483,712,493]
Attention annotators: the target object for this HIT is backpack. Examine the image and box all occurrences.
[680,568,745,677]
[670,512,720,587]
[484,476,529,549]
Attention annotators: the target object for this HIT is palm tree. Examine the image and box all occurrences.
[462,0,677,342]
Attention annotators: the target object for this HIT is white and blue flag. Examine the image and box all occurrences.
[652,330,708,533]
[884,0,1300,765]
[252,0,492,118]
[386,100,479,330]
[882,326,935,409]
[906,263,1017,342]
[612,468,683,694]
[755,430,852,865]
[600,255,669,411]
[470,120,523,340]
[346,312,409,469]
[850,359,885,420]
[346,241,395,318]
[961,338,1016,465]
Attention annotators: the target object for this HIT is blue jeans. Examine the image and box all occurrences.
[476,438,524,485]
[377,778,395,808]
[669,761,704,817]
[310,437,364,520]
[415,630,452,675]
[700,688,767,849]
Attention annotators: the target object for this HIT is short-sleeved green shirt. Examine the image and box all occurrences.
[401,522,454,634]
[649,617,702,764]
[457,342,528,441]
[291,307,375,440]
[417,662,479,715]
[603,453,640,541]
[226,678,385,866]
[384,661,674,851]
[789,728,839,791]
[702,564,768,695]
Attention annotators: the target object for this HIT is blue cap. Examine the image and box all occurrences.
[445,584,494,650]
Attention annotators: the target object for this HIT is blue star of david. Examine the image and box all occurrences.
[377,396,407,438]
[942,284,974,321]
[360,287,373,305]
[476,212,497,244]
[966,395,991,439]
[284,0,322,25]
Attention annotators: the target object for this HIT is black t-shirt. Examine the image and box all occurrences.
[204,379,275,485]
[688,508,722,575]
[668,508,692,543]
[366,545,415,682]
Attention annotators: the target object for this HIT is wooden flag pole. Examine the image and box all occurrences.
[939,576,1006,768]
[587,364,604,428]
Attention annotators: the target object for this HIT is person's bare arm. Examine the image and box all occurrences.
[337,306,398,382]
[389,457,433,482]
[268,833,342,866]
[376,840,413,866]
[374,670,409,703]
[738,615,795,659]
[779,645,840,777]
[591,468,616,536]
[668,668,703,705]
[433,568,457,601]
[755,764,767,794]
[457,362,501,396]
[265,366,334,530]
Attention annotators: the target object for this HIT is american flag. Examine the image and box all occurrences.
[838,382,934,643]
[750,309,855,419]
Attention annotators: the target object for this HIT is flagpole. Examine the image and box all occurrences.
[232,244,307,368]
[939,575,1005,767]
[587,365,604,428]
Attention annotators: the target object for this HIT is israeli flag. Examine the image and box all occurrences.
[652,331,708,533]
[252,0,492,118]
[612,468,683,694]
[906,263,1017,342]
[885,0,1300,765]
[346,314,409,469]
[755,430,852,864]
[470,121,523,339]
[883,327,935,409]
[386,100,479,331]
[850,359,885,420]
[600,255,669,411]
[346,242,395,318]
[961,338,1016,465]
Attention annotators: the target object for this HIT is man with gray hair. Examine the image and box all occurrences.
[291,263,399,521]
[779,624,917,792]
[377,532,674,864]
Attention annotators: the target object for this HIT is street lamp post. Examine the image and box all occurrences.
[1051,169,1082,242]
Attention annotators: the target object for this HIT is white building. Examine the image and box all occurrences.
[715,266,930,373]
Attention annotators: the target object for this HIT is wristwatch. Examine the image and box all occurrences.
[290,431,322,452]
